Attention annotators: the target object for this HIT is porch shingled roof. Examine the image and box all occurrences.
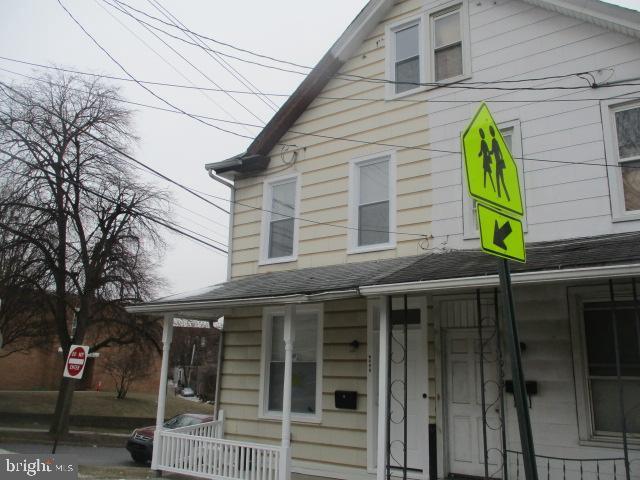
[142,232,640,307]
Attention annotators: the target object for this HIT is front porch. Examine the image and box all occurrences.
[129,233,640,480]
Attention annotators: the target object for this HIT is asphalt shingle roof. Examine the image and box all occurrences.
[148,232,640,306]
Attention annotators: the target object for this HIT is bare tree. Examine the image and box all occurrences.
[103,344,154,400]
[0,194,53,356]
[0,73,169,435]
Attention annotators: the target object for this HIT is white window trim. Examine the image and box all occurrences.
[601,98,640,223]
[384,1,471,100]
[426,0,471,85]
[258,304,324,424]
[463,119,527,239]
[347,151,397,254]
[259,172,301,265]
[568,285,640,448]
[385,16,427,100]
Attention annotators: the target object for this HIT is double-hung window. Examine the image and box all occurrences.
[605,101,640,220]
[582,302,640,437]
[260,174,299,264]
[386,2,469,99]
[349,153,396,252]
[393,21,421,94]
[431,6,464,82]
[260,306,323,421]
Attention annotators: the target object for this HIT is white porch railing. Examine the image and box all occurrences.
[157,429,283,480]
[171,418,225,439]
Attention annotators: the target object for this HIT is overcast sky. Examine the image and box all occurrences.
[1,0,638,298]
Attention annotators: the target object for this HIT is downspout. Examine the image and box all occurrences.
[206,167,233,420]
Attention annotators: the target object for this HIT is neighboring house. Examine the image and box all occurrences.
[130,1,640,480]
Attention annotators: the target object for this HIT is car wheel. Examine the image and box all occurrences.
[131,453,149,464]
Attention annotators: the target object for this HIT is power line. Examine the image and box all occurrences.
[94,0,266,127]
[145,0,279,112]
[4,68,640,177]
[4,56,640,105]
[92,0,255,136]
[57,0,255,142]
[107,0,312,71]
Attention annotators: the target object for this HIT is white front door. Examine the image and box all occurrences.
[369,297,429,475]
[446,328,502,478]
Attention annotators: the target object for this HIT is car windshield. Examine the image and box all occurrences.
[163,415,202,429]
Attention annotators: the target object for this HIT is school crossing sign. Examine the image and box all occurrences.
[462,103,526,262]
[462,103,523,215]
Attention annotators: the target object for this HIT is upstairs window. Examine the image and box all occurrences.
[614,104,640,212]
[386,18,423,98]
[349,153,396,252]
[432,6,463,81]
[260,174,299,263]
[394,22,421,94]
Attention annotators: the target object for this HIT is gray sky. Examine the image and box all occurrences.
[1,0,369,296]
[1,0,638,297]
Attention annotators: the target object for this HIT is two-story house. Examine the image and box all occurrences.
[129,1,640,479]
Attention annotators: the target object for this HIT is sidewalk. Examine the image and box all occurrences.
[0,426,128,448]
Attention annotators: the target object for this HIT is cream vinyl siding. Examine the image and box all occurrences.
[229,0,431,279]
[218,299,369,470]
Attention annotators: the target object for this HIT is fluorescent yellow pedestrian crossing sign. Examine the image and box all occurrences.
[462,103,523,216]
[476,203,526,263]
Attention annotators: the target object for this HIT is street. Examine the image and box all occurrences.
[0,442,145,468]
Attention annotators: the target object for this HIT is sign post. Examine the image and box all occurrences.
[462,103,538,480]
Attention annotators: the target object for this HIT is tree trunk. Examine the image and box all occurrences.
[49,376,77,435]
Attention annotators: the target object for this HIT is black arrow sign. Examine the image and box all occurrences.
[493,220,512,249]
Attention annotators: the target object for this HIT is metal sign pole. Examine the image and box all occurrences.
[497,259,538,480]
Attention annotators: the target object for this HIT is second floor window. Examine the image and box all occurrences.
[614,104,640,212]
[432,6,463,81]
[349,154,396,251]
[394,22,420,94]
[261,175,299,263]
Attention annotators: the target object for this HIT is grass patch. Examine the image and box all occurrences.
[0,391,213,418]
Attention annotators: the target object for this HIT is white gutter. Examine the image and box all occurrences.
[126,289,360,314]
[359,263,640,296]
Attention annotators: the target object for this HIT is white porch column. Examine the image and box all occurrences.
[152,314,173,472]
[280,304,295,480]
[376,296,390,480]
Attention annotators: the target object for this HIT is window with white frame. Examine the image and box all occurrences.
[349,153,396,251]
[582,302,640,436]
[431,5,464,82]
[611,103,640,215]
[261,307,323,420]
[261,175,299,263]
[393,20,421,94]
[464,122,525,237]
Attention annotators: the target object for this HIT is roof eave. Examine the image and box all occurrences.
[359,262,640,296]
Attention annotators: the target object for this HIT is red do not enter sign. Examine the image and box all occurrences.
[63,345,89,379]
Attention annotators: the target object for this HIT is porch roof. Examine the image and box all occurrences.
[128,232,640,314]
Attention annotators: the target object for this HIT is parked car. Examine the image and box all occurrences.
[126,413,213,464]
[180,387,195,397]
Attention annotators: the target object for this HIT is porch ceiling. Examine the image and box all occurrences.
[127,232,640,313]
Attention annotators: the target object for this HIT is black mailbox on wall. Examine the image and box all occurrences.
[335,390,358,410]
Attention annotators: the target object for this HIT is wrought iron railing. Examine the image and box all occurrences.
[507,450,638,480]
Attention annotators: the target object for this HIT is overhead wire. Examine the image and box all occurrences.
[94,0,266,127]
[145,0,279,111]
[4,56,640,105]
[57,0,256,143]
[91,0,254,137]
[3,67,640,177]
